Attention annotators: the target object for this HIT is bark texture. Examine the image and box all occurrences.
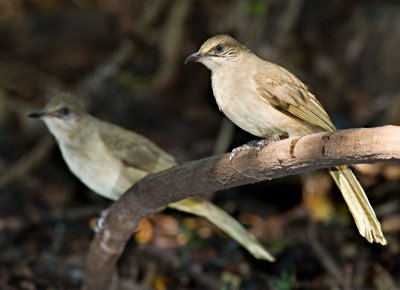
[84,125,400,290]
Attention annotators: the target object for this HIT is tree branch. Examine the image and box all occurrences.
[83,125,400,290]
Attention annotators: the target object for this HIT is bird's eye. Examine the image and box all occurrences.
[215,44,224,53]
[58,107,70,116]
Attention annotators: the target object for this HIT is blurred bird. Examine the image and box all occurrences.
[28,93,275,261]
[186,34,386,245]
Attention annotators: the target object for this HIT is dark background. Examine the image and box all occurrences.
[0,0,399,289]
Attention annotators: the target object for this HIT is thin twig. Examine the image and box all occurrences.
[307,224,343,283]
[0,135,53,189]
[151,0,193,89]
[76,39,135,98]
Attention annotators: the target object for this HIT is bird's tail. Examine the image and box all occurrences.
[328,166,386,245]
[168,198,275,261]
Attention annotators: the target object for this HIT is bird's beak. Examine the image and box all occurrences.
[185,52,202,64]
[28,110,47,119]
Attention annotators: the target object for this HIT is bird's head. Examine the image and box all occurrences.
[185,34,249,71]
[28,92,86,140]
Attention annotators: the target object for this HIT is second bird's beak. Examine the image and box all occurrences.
[28,110,47,119]
[185,52,202,64]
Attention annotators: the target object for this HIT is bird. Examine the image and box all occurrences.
[28,92,275,261]
[185,34,386,245]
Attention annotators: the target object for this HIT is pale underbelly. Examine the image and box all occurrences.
[217,93,314,138]
[212,72,315,138]
[60,146,146,200]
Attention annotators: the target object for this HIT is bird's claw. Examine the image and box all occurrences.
[229,144,251,161]
[253,139,272,152]
[229,137,280,162]
[94,208,109,233]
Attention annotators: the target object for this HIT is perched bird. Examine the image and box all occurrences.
[28,93,274,261]
[186,34,386,245]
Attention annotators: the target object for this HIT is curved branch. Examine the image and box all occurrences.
[83,125,400,290]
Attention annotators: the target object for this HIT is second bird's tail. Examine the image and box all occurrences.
[168,198,275,261]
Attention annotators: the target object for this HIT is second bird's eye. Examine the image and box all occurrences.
[215,44,224,53]
[58,107,70,115]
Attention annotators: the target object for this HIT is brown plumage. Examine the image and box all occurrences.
[186,34,386,245]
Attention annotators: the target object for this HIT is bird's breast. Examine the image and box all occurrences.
[58,139,144,201]
[211,70,292,138]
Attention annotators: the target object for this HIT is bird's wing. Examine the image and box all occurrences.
[254,62,336,132]
[98,120,176,173]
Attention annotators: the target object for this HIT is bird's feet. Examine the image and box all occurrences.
[229,136,280,162]
[94,208,109,233]
[229,144,252,162]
